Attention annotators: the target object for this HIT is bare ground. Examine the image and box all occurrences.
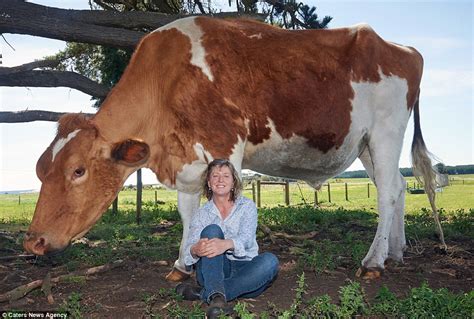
[1,233,473,318]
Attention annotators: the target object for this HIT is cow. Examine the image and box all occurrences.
[23,16,445,280]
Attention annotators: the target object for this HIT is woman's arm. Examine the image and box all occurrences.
[228,199,258,258]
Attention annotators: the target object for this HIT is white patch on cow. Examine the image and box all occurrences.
[153,17,214,82]
[243,119,360,188]
[175,191,201,274]
[248,33,262,39]
[229,135,246,179]
[51,129,81,162]
[175,143,214,193]
[350,70,412,268]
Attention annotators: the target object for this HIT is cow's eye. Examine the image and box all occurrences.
[73,168,86,178]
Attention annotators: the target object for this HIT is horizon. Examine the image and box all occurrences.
[0,0,472,191]
[2,164,472,193]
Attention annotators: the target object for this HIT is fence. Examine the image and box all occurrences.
[247,181,377,207]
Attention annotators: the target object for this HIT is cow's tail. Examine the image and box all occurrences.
[411,94,447,249]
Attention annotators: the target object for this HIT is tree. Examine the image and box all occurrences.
[0,0,332,123]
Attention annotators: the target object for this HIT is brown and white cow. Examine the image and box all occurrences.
[24,17,444,280]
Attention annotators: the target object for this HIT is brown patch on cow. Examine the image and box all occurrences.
[57,113,95,138]
[195,18,423,152]
[94,27,247,185]
[93,18,423,183]
[348,25,423,108]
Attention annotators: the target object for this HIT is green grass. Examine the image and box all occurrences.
[256,276,474,318]
[0,175,472,317]
[1,175,472,225]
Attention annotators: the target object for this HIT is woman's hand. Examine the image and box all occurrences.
[191,238,234,258]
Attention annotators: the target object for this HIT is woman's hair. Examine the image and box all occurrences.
[202,159,242,201]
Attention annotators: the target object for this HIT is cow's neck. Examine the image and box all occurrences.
[91,86,195,190]
[92,90,156,144]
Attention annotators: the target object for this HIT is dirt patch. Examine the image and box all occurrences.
[1,237,472,317]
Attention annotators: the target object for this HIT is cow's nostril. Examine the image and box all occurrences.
[34,237,46,251]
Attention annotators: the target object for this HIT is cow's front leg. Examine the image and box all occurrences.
[165,191,201,282]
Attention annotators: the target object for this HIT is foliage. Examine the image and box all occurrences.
[58,292,83,319]
[264,0,332,29]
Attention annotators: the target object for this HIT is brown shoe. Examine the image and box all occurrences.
[206,294,233,318]
[175,282,201,301]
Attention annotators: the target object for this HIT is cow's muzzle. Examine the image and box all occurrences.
[23,231,49,255]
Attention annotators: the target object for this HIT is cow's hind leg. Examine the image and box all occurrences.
[166,191,201,282]
[359,147,407,265]
[358,134,406,278]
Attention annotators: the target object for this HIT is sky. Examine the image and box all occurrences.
[0,0,472,191]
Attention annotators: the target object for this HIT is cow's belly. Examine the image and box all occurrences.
[242,121,367,187]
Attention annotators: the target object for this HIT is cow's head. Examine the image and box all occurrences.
[24,114,149,255]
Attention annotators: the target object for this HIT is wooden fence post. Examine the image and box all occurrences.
[314,191,318,206]
[18,195,21,205]
[136,169,142,225]
[252,182,256,203]
[327,183,331,203]
[155,190,158,205]
[367,183,370,198]
[256,180,261,208]
[345,183,348,201]
[284,181,290,206]
[112,196,118,215]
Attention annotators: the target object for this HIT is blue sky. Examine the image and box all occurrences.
[0,0,472,191]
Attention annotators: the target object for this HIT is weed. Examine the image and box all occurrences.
[58,292,83,319]
[338,280,367,317]
[233,301,256,318]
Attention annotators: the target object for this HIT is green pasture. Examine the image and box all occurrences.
[0,176,472,317]
[1,175,472,224]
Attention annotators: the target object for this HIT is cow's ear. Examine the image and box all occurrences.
[112,140,150,166]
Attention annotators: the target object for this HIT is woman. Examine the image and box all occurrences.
[176,159,279,318]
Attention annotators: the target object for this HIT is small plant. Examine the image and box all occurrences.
[233,301,256,318]
[305,294,339,317]
[58,292,83,319]
[370,285,400,317]
[299,240,340,273]
[279,272,307,318]
[338,280,367,317]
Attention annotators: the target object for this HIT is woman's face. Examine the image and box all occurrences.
[208,165,234,199]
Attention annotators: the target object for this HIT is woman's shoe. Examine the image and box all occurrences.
[175,282,201,301]
[206,294,233,318]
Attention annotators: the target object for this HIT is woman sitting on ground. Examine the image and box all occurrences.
[176,159,279,318]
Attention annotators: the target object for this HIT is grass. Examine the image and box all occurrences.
[0,175,472,317]
[251,275,474,318]
[1,175,473,224]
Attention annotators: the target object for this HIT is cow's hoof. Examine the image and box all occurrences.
[165,267,190,282]
[356,267,382,280]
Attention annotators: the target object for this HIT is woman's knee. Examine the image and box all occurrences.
[259,252,279,276]
[200,224,224,239]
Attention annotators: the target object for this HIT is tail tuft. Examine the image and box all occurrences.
[411,97,447,249]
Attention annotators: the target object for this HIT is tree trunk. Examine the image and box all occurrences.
[0,110,94,123]
[0,70,109,99]
[0,0,265,49]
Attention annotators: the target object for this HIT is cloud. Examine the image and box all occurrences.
[421,68,473,98]
[404,36,468,52]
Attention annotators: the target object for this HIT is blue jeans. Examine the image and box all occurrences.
[195,224,279,303]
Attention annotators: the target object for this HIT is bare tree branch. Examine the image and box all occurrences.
[0,59,61,75]
[0,69,109,98]
[0,110,95,123]
[0,0,265,48]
